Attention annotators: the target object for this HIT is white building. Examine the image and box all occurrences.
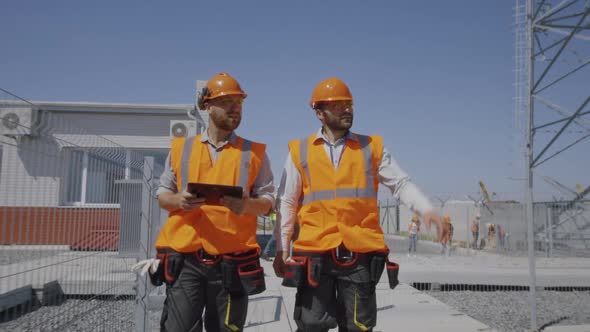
[0,100,207,246]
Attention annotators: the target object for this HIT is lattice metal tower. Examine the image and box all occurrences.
[515,0,590,329]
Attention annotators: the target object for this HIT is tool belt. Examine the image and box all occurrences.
[220,249,266,296]
[153,248,266,295]
[282,244,399,290]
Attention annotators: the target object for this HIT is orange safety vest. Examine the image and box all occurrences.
[289,132,386,253]
[155,134,266,255]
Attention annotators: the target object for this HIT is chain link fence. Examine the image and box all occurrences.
[379,198,590,331]
[0,90,166,331]
[2,84,589,331]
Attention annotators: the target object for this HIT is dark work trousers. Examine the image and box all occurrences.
[161,255,248,332]
[294,257,377,332]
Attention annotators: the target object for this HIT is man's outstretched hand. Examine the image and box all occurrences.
[421,211,443,242]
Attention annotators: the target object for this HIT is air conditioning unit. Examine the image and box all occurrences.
[0,107,37,136]
[170,120,197,138]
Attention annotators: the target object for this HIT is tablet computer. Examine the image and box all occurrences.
[186,183,243,206]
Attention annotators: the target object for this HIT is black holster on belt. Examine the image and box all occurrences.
[369,253,386,286]
[155,249,185,286]
[281,256,307,288]
[148,265,165,287]
[282,254,323,288]
[367,249,398,290]
[307,256,322,287]
[385,258,400,289]
[221,251,266,296]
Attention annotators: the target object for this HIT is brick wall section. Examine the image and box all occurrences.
[0,207,120,245]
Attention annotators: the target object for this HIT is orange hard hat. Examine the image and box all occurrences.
[412,214,419,222]
[443,215,451,223]
[310,77,353,109]
[201,73,247,103]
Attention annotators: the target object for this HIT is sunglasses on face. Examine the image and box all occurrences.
[211,97,244,110]
[319,101,353,112]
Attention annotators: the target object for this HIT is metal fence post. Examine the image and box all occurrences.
[547,207,553,257]
[543,207,551,257]
[135,156,155,332]
[466,206,470,256]
[395,204,400,233]
[386,199,390,234]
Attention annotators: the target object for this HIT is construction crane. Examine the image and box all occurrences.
[479,181,493,203]
[467,180,495,215]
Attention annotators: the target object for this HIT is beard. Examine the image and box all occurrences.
[210,110,241,131]
[324,112,353,131]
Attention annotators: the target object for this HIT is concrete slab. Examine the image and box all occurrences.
[40,280,65,306]
[0,285,35,312]
[0,251,136,296]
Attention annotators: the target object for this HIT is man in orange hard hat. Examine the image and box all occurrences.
[150,73,275,332]
[273,77,442,331]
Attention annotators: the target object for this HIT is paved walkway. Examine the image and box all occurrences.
[238,258,498,332]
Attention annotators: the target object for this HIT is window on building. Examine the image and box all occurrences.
[63,148,168,206]
[64,149,84,203]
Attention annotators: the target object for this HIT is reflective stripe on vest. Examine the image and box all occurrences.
[179,136,253,190]
[300,134,377,205]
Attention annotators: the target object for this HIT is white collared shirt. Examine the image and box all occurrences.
[275,128,434,252]
[156,131,275,207]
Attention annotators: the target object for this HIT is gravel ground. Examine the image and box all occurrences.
[0,299,135,332]
[0,250,68,265]
[426,290,590,332]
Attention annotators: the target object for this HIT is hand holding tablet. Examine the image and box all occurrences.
[186,183,244,206]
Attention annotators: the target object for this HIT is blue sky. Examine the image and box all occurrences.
[1,1,587,201]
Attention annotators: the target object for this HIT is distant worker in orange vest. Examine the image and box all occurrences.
[273,77,443,331]
[151,73,275,332]
[441,215,453,255]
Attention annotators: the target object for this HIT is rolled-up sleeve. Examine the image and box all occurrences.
[156,152,177,196]
[250,152,276,211]
[275,154,301,253]
[378,148,433,214]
